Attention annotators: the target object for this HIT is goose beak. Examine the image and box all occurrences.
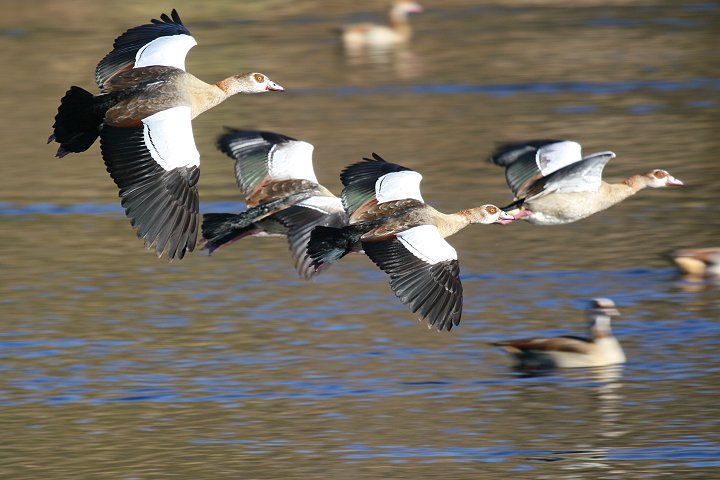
[667,175,683,186]
[495,211,515,225]
[505,209,532,222]
[267,81,284,92]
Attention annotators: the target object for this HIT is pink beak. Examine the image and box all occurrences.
[667,175,684,186]
[495,211,515,225]
[267,81,284,92]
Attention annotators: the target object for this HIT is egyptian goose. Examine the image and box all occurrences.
[48,10,283,259]
[669,248,720,279]
[202,129,347,279]
[488,140,683,225]
[492,298,626,369]
[340,1,423,50]
[306,154,514,331]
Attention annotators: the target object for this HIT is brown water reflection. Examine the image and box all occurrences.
[1,1,720,479]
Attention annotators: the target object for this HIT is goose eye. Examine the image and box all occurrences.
[654,170,667,178]
[487,206,498,214]
[254,74,265,83]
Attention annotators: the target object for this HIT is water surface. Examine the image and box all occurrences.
[1,1,719,478]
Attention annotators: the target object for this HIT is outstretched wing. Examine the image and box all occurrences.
[272,196,348,279]
[216,128,318,206]
[524,151,616,201]
[100,106,200,259]
[96,9,196,88]
[488,140,583,199]
[362,225,463,331]
[340,153,423,220]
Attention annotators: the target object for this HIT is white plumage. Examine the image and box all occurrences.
[397,225,457,265]
[375,170,424,204]
[142,106,199,170]
[269,140,318,183]
[134,35,197,71]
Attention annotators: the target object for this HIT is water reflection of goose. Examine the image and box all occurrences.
[201,129,347,280]
[492,298,626,369]
[48,10,283,259]
[307,154,514,331]
[487,140,684,225]
[339,1,423,52]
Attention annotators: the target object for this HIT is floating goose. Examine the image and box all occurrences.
[488,140,683,225]
[340,1,423,51]
[202,129,346,279]
[492,298,626,369]
[48,10,283,259]
[307,153,514,331]
[669,247,720,279]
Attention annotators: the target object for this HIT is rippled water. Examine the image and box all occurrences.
[1,1,719,478]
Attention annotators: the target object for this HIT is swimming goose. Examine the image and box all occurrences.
[48,10,283,259]
[492,298,626,369]
[306,154,514,331]
[488,140,683,225]
[340,1,423,50]
[669,247,720,279]
[202,129,347,279]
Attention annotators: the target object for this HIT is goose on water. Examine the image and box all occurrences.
[492,298,626,369]
[339,1,423,51]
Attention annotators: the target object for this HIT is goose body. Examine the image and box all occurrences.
[340,1,423,50]
[670,247,720,279]
[307,154,513,331]
[201,129,346,279]
[488,140,683,225]
[492,298,626,369]
[48,10,283,259]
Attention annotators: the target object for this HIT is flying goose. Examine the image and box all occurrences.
[488,140,683,225]
[48,10,283,259]
[307,153,513,331]
[202,129,347,279]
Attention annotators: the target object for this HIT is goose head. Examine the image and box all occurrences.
[226,73,284,94]
[467,204,515,224]
[392,0,423,17]
[645,169,683,188]
[588,298,620,336]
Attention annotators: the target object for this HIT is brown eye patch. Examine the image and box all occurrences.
[487,206,498,214]
[254,74,265,83]
[654,170,668,178]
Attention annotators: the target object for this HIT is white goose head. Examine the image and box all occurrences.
[645,169,683,188]
[588,298,620,336]
[467,204,514,224]
[392,0,424,17]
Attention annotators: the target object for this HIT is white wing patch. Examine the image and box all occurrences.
[269,140,318,183]
[135,35,197,71]
[550,151,616,194]
[536,141,582,176]
[397,225,457,265]
[375,170,424,204]
[298,195,343,213]
[142,106,200,170]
